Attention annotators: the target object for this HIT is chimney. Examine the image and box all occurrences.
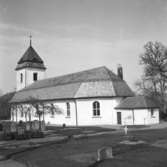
[117,64,123,80]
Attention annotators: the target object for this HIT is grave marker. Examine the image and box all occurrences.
[97,146,113,161]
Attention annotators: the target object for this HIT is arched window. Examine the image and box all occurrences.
[20,73,23,83]
[93,101,100,116]
[66,102,70,117]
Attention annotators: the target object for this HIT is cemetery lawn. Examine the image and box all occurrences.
[9,128,167,167]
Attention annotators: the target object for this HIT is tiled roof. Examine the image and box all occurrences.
[15,46,46,70]
[11,66,134,103]
[23,66,120,90]
[115,96,160,109]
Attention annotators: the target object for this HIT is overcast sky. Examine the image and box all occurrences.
[1,0,167,94]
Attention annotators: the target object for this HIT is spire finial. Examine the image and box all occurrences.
[29,34,32,46]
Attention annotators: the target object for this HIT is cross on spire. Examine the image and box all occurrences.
[29,35,32,46]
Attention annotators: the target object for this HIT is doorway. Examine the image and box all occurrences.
[117,112,122,124]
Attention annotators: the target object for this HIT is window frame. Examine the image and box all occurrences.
[66,102,70,117]
[20,73,23,83]
[93,101,100,117]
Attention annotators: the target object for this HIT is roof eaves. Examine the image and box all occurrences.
[115,106,160,110]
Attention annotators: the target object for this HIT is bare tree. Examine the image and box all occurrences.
[11,96,63,131]
[136,41,167,115]
[23,97,62,131]
[0,92,15,120]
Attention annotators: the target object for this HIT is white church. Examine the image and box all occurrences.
[10,40,160,126]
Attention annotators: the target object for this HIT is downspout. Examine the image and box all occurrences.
[16,107,18,123]
[74,100,78,126]
[132,109,135,125]
[25,69,27,88]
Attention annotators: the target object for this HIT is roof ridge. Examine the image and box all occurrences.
[52,66,107,79]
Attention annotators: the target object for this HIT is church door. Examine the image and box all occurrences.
[117,112,122,124]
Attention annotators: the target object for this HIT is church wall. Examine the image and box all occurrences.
[11,101,77,126]
[133,109,149,125]
[16,68,46,91]
[12,98,159,126]
[25,68,46,86]
[16,69,26,91]
[44,101,76,126]
[11,98,122,126]
[116,108,160,125]
[147,109,159,124]
[76,98,122,126]
[133,109,159,125]
[120,110,134,125]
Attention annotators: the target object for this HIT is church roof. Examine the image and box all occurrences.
[15,46,46,70]
[115,96,160,110]
[11,66,134,103]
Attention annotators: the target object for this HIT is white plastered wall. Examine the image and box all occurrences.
[76,98,122,126]
[147,109,159,124]
[11,98,123,126]
[44,101,76,126]
[118,108,159,125]
[12,101,77,126]
[16,69,26,91]
[16,68,46,91]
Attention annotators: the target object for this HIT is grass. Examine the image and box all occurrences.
[94,146,167,167]
[2,127,167,167]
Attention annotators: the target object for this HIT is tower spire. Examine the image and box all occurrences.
[29,34,32,46]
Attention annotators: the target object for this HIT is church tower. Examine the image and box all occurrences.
[15,37,46,91]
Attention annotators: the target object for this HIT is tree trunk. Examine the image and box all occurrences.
[25,112,27,122]
[39,112,41,131]
[43,110,45,122]
[29,109,31,122]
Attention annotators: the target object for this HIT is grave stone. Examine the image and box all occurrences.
[97,146,113,161]
[10,122,17,133]
[2,121,11,134]
[17,126,25,135]
[25,122,31,131]
[41,121,45,131]
[32,120,39,131]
